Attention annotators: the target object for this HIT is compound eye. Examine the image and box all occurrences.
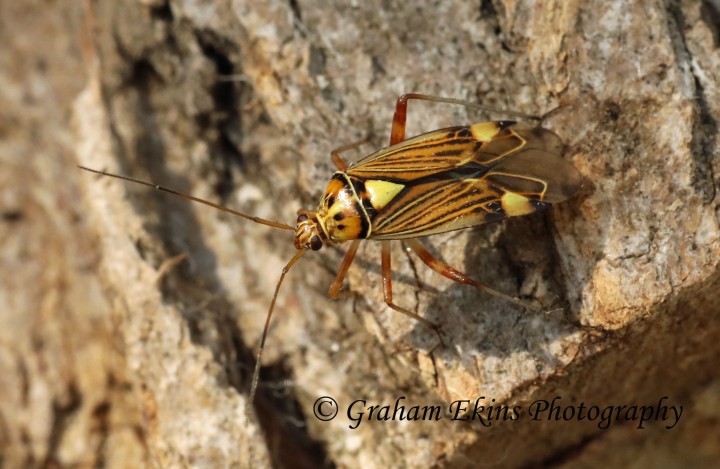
[310,235,322,251]
[297,214,309,223]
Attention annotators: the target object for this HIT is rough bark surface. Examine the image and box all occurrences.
[2,0,720,468]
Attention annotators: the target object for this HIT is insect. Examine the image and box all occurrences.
[79,93,582,403]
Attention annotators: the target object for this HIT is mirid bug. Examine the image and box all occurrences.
[79,93,582,403]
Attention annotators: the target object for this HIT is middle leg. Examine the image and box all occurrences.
[330,139,370,171]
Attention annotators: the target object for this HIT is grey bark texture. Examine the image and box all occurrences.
[2,0,720,467]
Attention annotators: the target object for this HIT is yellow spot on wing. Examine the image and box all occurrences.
[501,192,534,216]
[365,180,404,211]
[470,122,502,142]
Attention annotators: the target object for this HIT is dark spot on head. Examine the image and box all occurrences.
[355,201,370,238]
[337,224,345,230]
[297,213,308,222]
[333,212,345,221]
[359,193,378,218]
[310,235,322,251]
[350,177,366,195]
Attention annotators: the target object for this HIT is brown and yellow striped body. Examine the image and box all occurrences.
[309,120,580,247]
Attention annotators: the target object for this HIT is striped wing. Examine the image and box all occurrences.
[347,121,545,182]
[363,122,581,240]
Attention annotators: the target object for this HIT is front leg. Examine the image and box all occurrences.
[327,240,361,298]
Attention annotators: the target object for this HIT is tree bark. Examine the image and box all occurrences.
[2,0,720,467]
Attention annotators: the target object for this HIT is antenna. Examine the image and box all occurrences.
[77,166,294,230]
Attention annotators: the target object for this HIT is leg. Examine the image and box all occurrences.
[331,139,370,171]
[380,241,441,336]
[389,93,543,146]
[328,239,361,298]
[405,238,541,312]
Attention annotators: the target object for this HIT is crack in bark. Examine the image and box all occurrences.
[525,427,607,469]
[193,29,335,469]
[42,381,83,467]
[666,0,718,203]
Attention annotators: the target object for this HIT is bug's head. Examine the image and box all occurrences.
[294,211,324,251]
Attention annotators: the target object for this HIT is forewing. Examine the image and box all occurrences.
[368,123,581,240]
[369,179,497,239]
[347,124,501,182]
